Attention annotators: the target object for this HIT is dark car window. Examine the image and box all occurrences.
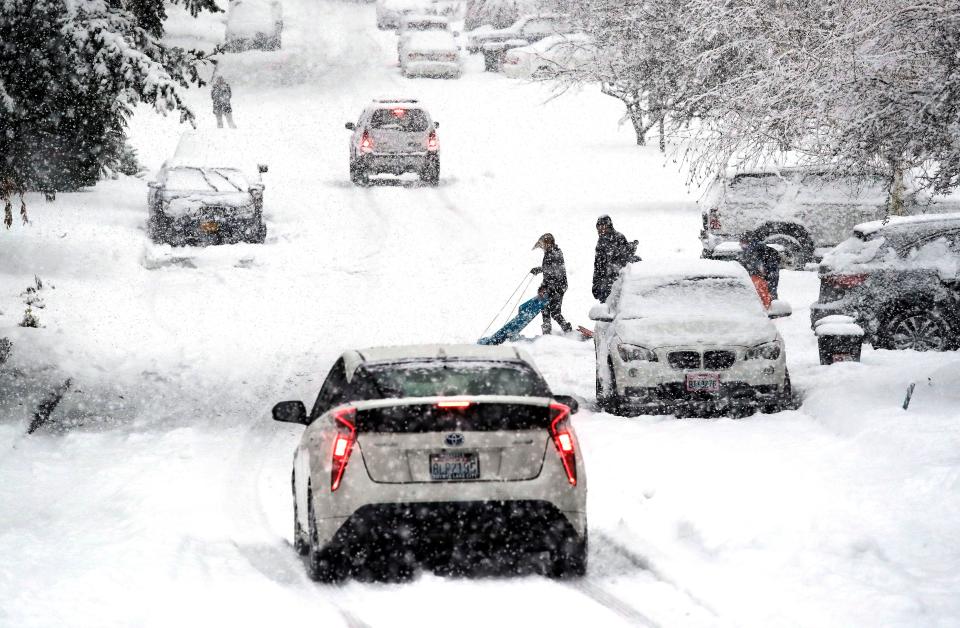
[354,360,551,399]
[311,358,348,418]
[369,108,429,132]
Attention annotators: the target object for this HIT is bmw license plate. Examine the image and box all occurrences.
[429,451,479,481]
[685,372,721,393]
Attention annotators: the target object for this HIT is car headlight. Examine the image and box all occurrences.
[745,340,782,360]
[618,344,657,362]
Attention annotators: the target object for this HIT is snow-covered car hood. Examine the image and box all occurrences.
[614,316,778,349]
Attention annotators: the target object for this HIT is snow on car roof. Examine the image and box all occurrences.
[622,259,751,286]
[356,344,525,364]
[400,13,448,25]
[405,30,458,50]
[854,212,960,237]
[227,0,281,37]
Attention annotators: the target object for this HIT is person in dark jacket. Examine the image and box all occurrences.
[211,76,236,129]
[531,233,573,334]
[592,215,640,302]
[739,231,781,300]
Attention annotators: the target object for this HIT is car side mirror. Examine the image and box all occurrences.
[257,164,269,173]
[345,122,356,131]
[588,304,613,322]
[147,180,160,188]
[768,300,792,319]
[553,395,579,414]
[272,400,308,424]
[433,121,439,128]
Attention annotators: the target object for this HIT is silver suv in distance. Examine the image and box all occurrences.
[272,345,587,582]
[345,99,440,186]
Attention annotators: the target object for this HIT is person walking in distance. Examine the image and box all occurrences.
[211,76,236,129]
[530,233,573,335]
[592,215,640,303]
[739,231,781,308]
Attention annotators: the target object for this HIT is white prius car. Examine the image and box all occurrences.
[590,260,792,416]
[273,344,587,581]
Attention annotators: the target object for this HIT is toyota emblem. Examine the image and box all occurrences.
[444,433,464,447]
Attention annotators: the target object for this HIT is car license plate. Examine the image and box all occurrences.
[200,220,219,234]
[429,451,479,481]
[685,372,721,393]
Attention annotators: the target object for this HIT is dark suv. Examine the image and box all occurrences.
[810,213,960,351]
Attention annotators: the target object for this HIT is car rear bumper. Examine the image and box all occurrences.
[402,61,461,77]
[151,210,263,246]
[359,152,434,175]
[320,500,585,574]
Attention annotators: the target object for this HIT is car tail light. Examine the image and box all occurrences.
[391,108,406,118]
[330,407,356,492]
[427,131,439,152]
[708,208,721,230]
[549,403,577,486]
[435,399,470,409]
[824,273,868,289]
[359,132,374,154]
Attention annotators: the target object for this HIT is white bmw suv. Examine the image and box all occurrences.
[273,344,587,581]
[590,260,792,417]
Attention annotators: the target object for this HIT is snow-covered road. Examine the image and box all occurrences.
[2,2,960,626]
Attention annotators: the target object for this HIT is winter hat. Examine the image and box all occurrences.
[596,215,613,228]
[533,233,555,250]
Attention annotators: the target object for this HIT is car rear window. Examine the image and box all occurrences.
[356,402,550,433]
[356,360,551,398]
[369,108,429,132]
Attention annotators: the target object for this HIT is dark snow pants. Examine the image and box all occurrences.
[542,288,572,334]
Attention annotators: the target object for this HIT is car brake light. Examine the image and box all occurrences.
[436,399,471,409]
[359,132,373,154]
[824,273,868,289]
[708,208,721,230]
[330,408,356,492]
[391,108,406,118]
[427,131,439,152]
[549,403,577,486]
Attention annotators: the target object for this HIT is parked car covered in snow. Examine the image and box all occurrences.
[376,0,436,29]
[396,14,455,62]
[466,14,570,54]
[273,344,587,581]
[345,99,441,185]
[224,0,282,51]
[502,33,593,79]
[810,213,960,351]
[400,30,461,78]
[147,132,268,246]
[699,168,897,269]
[590,260,792,416]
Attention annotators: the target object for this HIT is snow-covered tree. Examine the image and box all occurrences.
[0,0,219,223]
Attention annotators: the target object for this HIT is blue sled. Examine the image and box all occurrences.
[478,296,547,345]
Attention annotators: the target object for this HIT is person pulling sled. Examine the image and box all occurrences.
[530,233,573,335]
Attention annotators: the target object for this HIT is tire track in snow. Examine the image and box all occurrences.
[567,580,660,627]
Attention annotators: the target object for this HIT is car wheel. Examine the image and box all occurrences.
[763,233,807,270]
[305,486,344,582]
[880,305,954,351]
[292,473,308,556]
[422,156,440,186]
[548,533,587,579]
[606,358,623,416]
[350,161,370,187]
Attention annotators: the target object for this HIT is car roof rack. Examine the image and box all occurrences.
[374,98,419,103]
